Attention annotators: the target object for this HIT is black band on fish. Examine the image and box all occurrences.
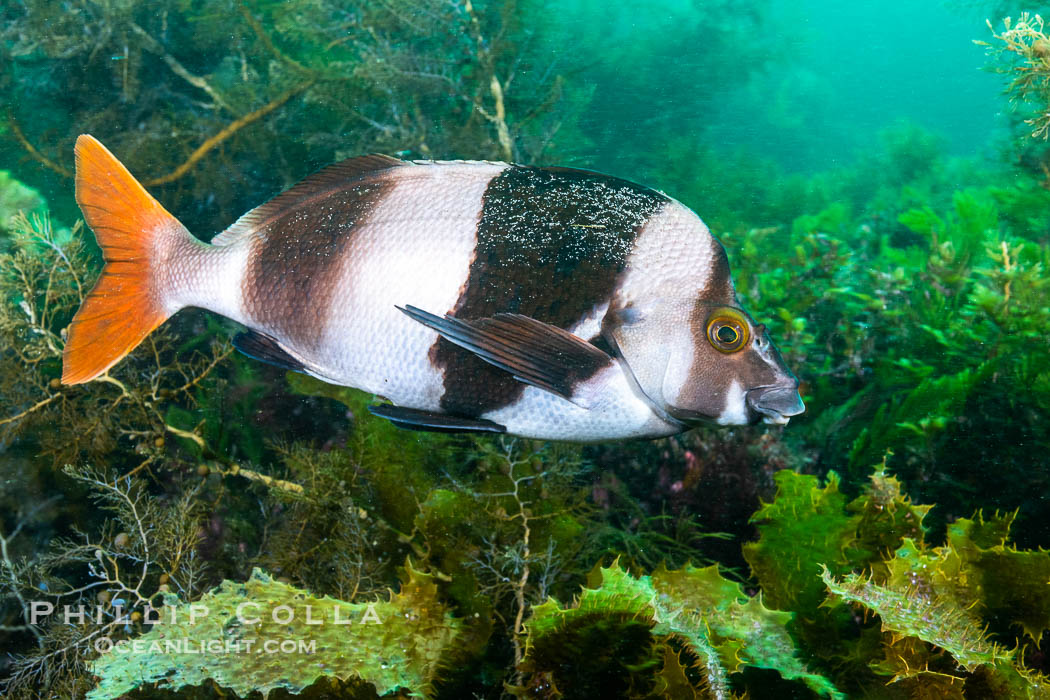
[367,404,506,434]
[241,165,397,352]
[432,165,668,417]
[400,305,614,405]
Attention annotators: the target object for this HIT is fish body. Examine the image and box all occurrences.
[63,135,804,442]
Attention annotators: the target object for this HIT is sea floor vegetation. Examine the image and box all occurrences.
[2,1,1050,698]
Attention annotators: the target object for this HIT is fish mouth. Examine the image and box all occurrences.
[746,384,805,425]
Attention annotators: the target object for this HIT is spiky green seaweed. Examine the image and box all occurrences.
[743,470,856,616]
[88,566,462,699]
[743,463,1050,695]
[819,503,1050,696]
[946,515,1050,644]
[523,560,842,699]
[821,564,1010,674]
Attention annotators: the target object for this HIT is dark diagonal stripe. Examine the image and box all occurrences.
[243,169,397,350]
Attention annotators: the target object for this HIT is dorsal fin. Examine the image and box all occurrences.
[210,154,406,246]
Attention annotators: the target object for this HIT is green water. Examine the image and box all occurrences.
[1,1,1049,698]
[712,0,1005,167]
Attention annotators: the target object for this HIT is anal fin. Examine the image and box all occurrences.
[399,305,614,407]
[233,330,307,373]
[368,404,506,434]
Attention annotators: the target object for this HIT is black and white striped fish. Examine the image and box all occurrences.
[62,135,804,442]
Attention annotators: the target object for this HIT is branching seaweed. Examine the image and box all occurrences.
[979,13,1050,139]
[0,465,207,697]
[0,211,234,468]
[0,0,571,233]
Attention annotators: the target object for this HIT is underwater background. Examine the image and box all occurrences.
[1,0,1049,697]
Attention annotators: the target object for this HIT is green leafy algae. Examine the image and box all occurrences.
[652,644,709,699]
[946,515,1050,644]
[743,470,856,615]
[821,507,1050,696]
[847,461,933,576]
[88,566,462,699]
[523,560,842,699]
[849,364,992,472]
[740,462,1050,696]
[821,565,1009,674]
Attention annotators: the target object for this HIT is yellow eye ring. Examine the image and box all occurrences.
[706,308,750,353]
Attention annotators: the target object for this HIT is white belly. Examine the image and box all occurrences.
[484,364,681,442]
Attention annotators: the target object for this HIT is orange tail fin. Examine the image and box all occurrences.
[62,135,190,384]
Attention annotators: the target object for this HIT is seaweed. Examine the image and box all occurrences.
[2,2,1050,697]
[0,0,571,234]
[821,513,1050,696]
[1,464,209,696]
[979,13,1050,140]
[0,206,236,469]
[88,565,462,699]
[521,560,841,699]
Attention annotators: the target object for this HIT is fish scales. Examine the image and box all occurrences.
[62,135,805,442]
[244,182,394,354]
[435,166,668,418]
[241,161,507,408]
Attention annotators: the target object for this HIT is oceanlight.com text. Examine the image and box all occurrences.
[95,637,318,655]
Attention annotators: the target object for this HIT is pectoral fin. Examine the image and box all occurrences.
[367,404,506,434]
[399,305,614,407]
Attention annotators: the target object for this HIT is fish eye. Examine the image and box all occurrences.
[706,308,750,353]
[716,325,738,344]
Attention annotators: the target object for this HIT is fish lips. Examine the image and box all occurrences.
[663,384,805,426]
[746,384,805,425]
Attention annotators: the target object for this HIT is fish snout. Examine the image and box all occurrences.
[746,384,805,425]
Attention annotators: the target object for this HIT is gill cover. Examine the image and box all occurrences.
[603,299,690,420]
